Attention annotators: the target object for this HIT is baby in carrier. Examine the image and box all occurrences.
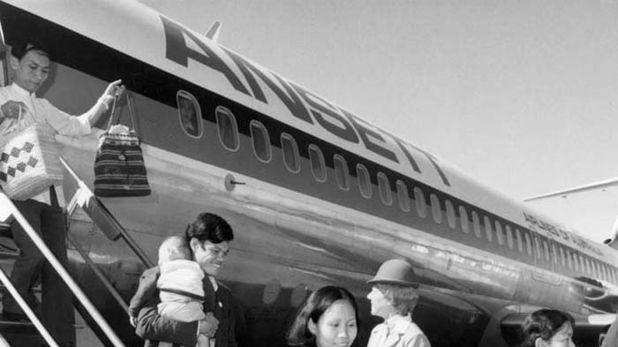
[156,236,211,347]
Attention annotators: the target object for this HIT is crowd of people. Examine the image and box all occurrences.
[2,39,618,347]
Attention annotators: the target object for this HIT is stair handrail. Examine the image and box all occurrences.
[60,156,154,268]
[0,267,57,347]
[66,235,129,315]
[0,192,125,347]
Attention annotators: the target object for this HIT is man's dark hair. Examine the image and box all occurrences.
[11,41,50,60]
[185,213,234,244]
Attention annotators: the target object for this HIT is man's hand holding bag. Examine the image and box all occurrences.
[94,93,151,197]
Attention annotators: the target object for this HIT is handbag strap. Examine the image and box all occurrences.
[104,93,137,132]
[105,95,119,131]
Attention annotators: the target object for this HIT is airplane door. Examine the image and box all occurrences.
[0,42,9,86]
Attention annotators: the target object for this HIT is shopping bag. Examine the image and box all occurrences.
[94,94,151,197]
[0,122,63,200]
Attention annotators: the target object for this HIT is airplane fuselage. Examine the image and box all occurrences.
[0,1,616,346]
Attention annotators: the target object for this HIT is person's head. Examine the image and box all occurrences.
[367,283,419,319]
[9,41,51,93]
[287,286,359,347]
[521,309,575,347]
[366,258,420,320]
[185,213,234,277]
[158,235,192,265]
[179,98,198,134]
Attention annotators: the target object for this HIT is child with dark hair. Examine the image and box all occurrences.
[520,309,575,347]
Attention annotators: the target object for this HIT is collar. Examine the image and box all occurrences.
[10,82,35,98]
[208,275,218,291]
[384,314,412,334]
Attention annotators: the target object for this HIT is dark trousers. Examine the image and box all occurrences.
[4,198,75,346]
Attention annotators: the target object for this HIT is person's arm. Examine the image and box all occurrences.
[128,268,159,321]
[134,304,200,347]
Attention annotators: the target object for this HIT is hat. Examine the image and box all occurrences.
[367,259,419,288]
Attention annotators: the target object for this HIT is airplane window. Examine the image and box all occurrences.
[566,250,572,270]
[515,229,523,252]
[396,180,411,212]
[495,221,503,246]
[356,164,372,199]
[414,187,427,218]
[459,206,469,233]
[472,211,481,238]
[281,133,300,173]
[524,233,532,256]
[216,106,239,151]
[534,236,542,259]
[484,216,492,242]
[579,255,585,274]
[430,194,442,224]
[308,144,327,182]
[542,241,550,262]
[250,120,271,163]
[445,200,456,229]
[591,260,596,277]
[377,172,393,206]
[176,90,203,138]
[602,264,609,281]
[333,155,349,190]
[505,225,513,249]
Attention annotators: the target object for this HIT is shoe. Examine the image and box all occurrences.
[1,311,29,322]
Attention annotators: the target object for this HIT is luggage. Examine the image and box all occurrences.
[0,123,63,200]
[94,94,151,197]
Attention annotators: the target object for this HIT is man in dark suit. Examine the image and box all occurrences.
[131,213,239,347]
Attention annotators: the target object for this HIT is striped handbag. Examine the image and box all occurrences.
[93,94,151,197]
[0,122,63,200]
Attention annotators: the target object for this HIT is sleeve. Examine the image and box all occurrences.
[601,315,618,347]
[129,268,159,318]
[40,99,91,136]
[228,296,238,347]
[135,304,199,347]
[406,334,432,347]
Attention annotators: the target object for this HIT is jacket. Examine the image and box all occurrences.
[133,266,238,347]
[367,314,431,347]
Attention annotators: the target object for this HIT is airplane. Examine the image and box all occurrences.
[0,0,617,346]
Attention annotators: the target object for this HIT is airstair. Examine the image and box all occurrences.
[0,156,154,346]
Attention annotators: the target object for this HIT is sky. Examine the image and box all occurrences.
[140,0,618,243]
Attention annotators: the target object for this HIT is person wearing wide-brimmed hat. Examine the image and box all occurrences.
[366,258,431,347]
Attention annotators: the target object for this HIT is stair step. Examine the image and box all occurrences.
[0,315,35,334]
[0,250,19,260]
